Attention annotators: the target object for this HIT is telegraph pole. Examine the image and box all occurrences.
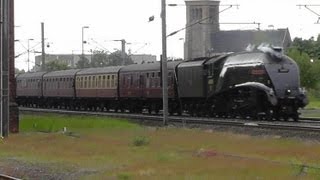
[0,0,10,138]
[0,0,3,138]
[41,22,45,71]
[161,0,168,126]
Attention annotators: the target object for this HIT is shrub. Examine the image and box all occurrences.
[132,136,149,146]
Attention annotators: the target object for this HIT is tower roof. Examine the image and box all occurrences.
[185,0,220,6]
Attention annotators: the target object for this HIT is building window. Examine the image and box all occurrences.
[191,8,202,21]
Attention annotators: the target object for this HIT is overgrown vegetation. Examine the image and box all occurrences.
[287,35,320,108]
[132,136,150,146]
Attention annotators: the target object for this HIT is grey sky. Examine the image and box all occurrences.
[15,0,320,70]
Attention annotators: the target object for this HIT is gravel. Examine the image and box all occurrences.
[0,158,97,180]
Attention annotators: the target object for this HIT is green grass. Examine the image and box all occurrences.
[1,113,320,179]
[20,113,140,133]
[306,88,320,109]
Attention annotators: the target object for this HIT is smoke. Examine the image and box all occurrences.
[257,43,283,59]
[245,44,256,52]
[245,43,283,59]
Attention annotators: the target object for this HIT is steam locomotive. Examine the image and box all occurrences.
[16,49,308,121]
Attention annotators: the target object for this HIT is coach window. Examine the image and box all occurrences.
[146,73,150,88]
[106,75,110,88]
[130,75,133,88]
[98,76,101,88]
[89,76,92,88]
[92,76,95,88]
[80,77,83,88]
[93,76,96,88]
[121,75,125,88]
[37,79,41,89]
[84,77,87,88]
[102,75,106,88]
[57,78,60,89]
[70,78,73,88]
[114,75,118,87]
[75,78,77,88]
[112,75,115,88]
[158,72,161,87]
[155,73,159,87]
[62,78,65,89]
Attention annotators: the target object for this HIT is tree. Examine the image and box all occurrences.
[46,61,70,72]
[292,35,320,60]
[15,68,25,74]
[76,56,90,69]
[108,51,134,66]
[90,50,109,67]
[287,48,320,89]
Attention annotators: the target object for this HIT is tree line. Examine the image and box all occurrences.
[42,50,134,72]
[287,35,320,89]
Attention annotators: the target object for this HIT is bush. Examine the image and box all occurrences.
[132,136,149,146]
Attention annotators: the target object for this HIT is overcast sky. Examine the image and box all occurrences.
[15,0,320,70]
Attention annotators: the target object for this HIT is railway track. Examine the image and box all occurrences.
[0,174,21,180]
[20,107,320,132]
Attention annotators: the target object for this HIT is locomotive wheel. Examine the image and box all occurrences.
[293,115,299,122]
[99,103,105,112]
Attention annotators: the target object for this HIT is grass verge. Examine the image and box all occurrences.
[0,113,320,179]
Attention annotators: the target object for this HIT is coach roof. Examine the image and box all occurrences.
[76,66,122,75]
[120,61,181,73]
[16,71,47,79]
[43,69,80,78]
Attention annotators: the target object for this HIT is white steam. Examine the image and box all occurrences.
[245,43,283,59]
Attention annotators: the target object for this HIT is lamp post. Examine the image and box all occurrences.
[27,38,34,72]
[161,0,168,126]
[81,26,89,60]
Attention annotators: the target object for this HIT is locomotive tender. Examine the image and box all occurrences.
[16,49,308,121]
